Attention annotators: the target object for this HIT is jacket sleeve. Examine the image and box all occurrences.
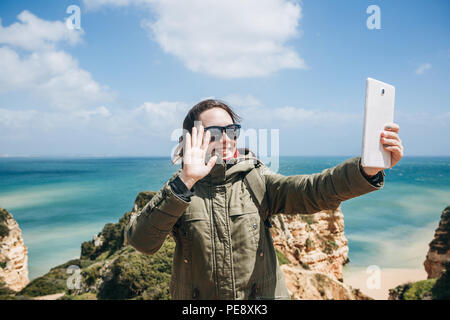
[124,170,191,255]
[359,162,384,186]
[169,175,195,202]
[262,156,385,215]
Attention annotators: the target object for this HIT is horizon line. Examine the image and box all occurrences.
[1,154,449,159]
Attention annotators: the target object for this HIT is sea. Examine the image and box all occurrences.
[0,156,448,281]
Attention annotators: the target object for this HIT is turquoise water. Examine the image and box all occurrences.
[0,156,449,280]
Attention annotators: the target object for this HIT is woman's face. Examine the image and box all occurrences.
[198,107,237,161]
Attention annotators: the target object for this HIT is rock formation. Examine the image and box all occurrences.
[270,206,349,282]
[0,208,29,292]
[281,264,370,300]
[424,206,450,279]
[8,192,364,300]
[388,205,450,300]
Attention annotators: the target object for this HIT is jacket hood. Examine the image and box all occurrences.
[197,148,263,185]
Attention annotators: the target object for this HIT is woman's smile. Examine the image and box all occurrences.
[213,147,234,157]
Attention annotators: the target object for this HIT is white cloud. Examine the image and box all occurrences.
[173,94,364,131]
[105,101,190,137]
[0,97,357,136]
[0,11,114,110]
[84,0,306,78]
[222,94,263,108]
[415,63,431,75]
[0,10,83,51]
[0,100,189,139]
[74,106,112,120]
[0,100,189,157]
[221,96,360,128]
[0,47,114,110]
[396,109,450,126]
[0,107,112,131]
[2,95,450,156]
[273,106,340,123]
[0,108,39,129]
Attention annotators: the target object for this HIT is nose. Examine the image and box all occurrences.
[219,130,232,143]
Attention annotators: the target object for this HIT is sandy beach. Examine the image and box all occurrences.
[343,266,429,300]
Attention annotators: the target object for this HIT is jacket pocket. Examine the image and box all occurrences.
[183,210,209,222]
[229,207,261,248]
[182,209,209,241]
[179,208,212,295]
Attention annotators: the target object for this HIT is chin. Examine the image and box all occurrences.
[213,149,233,160]
[222,150,235,159]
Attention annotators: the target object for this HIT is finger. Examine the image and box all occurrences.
[384,122,399,133]
[201,130,211,151]
[206,155,218,169]
[381,137,402,147]
[191,126,197,147]
[381,130,401,142]
[185,131,191,152]
[206,139,216,156]
[383,143,403,152]
[384,145,403,157]
[197,124,204,148]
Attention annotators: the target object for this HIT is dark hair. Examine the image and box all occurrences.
[175,99,243,167]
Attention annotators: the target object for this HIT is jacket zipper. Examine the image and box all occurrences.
[209,181,219,298]
[224,184,237,299]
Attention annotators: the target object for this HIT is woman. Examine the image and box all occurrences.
[125,99,404,300]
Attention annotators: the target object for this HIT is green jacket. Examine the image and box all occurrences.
[124,153,385,300]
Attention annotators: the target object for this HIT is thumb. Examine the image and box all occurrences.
[206,155,218,170]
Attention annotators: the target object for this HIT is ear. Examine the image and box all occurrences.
[171,142,183,165]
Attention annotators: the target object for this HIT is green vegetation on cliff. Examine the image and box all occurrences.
[19,258,97,297]
[97,238,174,300]
[431,261,450,299]
[14,190,175,300]
[80,212,132,261]
[0,208,10,238]
[389,261,450,300]
[275,248,289,266]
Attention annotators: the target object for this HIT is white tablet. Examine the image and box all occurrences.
[361,78,395,169]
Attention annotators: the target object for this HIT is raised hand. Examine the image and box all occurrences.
[178,125,218,189]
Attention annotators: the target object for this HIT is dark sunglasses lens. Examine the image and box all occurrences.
[206,128,222,141]
[206,125,241,141]
[226,125,240,140]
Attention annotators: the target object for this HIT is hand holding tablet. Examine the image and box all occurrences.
[361,78,404,175]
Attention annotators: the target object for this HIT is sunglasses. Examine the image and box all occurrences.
[204,124,241,142]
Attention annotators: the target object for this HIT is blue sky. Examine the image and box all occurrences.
[0,0,449,157]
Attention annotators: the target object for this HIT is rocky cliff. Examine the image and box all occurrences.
[424,206,450,279]
[281,264,369,300]
[270,206,369,299]
[0,208,29,292]
[388,205,450,300]
[3,191,366,300]
[270,207,349,282]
